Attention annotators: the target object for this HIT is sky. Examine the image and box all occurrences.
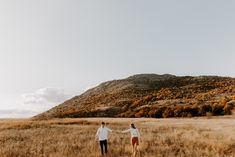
[0,0,235,118]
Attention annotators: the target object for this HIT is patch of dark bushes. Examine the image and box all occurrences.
[145,103,234,118]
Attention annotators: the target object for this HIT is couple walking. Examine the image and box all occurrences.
[96,122,141,157]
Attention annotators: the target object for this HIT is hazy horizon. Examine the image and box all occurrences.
[1,0,235,118]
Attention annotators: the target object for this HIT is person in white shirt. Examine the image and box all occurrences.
[96,122,112,156]
[121,123,141,157]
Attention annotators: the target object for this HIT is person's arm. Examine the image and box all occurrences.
[137,128,140,138]
[107,127,113,133]
[137,128,142,142]
[95,128,100,141]
[121,129,130,133]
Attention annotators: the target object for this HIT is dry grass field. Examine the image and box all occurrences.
[1,117,235,157]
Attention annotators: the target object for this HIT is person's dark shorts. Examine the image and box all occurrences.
[132,137,139,146]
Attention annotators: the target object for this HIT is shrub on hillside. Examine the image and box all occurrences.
[134,109,145,118]
[148,109,156,118]
[163,107,174,118]
[155,107,165,118]
[212,104,224,115]
[198,104,212,116]
[174,106,184,117]
[224,103,235,115]
[184,106,199,117]
[148,106,165,118]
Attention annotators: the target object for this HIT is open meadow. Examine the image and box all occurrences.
[1,117,235,157]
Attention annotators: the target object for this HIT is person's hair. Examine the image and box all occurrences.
[131,123,136,129]
[101,122,105,125]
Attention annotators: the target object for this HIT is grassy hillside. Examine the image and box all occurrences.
[34,74,235,119]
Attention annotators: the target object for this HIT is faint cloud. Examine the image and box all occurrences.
[22,87,72,108]
[0,88,74,118]
[0,109,37,118]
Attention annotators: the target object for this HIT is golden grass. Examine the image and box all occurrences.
[1,117,235,157]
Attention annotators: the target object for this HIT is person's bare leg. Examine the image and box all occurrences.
[131,144,135,157]
[135,145,139,157]
[132,144,137,157]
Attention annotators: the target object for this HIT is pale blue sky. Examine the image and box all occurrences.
[0,0,235,117]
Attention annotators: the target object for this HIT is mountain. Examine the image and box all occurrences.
[34,74,235,119]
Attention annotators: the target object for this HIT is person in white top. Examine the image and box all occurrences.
[121,123,141,157]
[96,122,112,156]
